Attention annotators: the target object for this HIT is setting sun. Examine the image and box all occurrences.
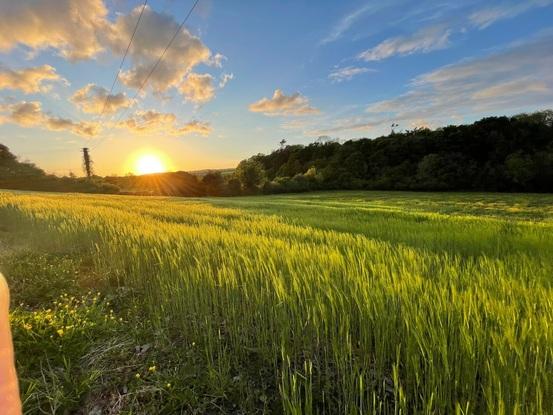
[134,154,167,175]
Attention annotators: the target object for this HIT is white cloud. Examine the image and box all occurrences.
[46,116,100,137]
[0,1,217,83]
[0,0,109,61]
[209,53,227,68]
[249,89,320,116]
[349,1,550,67]
[71,84,134,114]
[472,78,549,100]
[219,73,234,88]
[0,3,219,91]
[329,66,375,82]
[4,101,43,126]
[470,0,553,29]
[0,1,227,131]
[0,64,66,94]
[321,3,391,44]
[110,5,212,95]
[280,118,311,130]
[118,110,175,133]
[320,33,553,134]
[358,25,450,61]
[0,100,100,136]
[178,73,215,104]
[176,120,212,136]
[117,110,211,136]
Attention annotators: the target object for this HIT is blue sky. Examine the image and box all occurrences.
[1,0,552,175]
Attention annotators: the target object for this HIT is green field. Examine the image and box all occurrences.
[1,190,552,414]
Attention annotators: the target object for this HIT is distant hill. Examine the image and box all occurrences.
[187,168,235,177]
[104,171,204,196]
[104,169,240,196]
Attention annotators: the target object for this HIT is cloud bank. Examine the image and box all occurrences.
[0,1,222,102]
[71,84,134,114]
[118,110,211,136]
[358,26,450,61]
[179,73,215,104]
[0,0,109,60]
[110,5,212,96]
[329,66,374,82]
[470,0,553,29]
[320,33,553,134]
[0,65,65,94]
[0,100,99,136]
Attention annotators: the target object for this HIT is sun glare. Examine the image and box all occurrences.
[134,154,167,175]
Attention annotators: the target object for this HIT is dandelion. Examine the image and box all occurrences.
[57,328,64,336]
[166,383,171,388]
[148,365,156,373]
[135,373,141,379]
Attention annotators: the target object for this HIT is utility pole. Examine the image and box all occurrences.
[82,147,93,178]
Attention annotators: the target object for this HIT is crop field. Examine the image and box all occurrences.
[0,190,552,414]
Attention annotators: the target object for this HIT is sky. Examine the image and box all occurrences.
[0,0,553,176]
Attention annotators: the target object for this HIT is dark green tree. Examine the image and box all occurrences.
[235,159,266,191]
[201,171,225,196]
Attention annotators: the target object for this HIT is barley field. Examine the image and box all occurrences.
[0,190,552,414]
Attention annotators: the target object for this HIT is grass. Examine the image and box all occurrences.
[0,190,552,414]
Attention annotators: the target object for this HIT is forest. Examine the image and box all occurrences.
[247,110,553,194]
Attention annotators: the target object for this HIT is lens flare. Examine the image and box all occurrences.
[134,154,167,175]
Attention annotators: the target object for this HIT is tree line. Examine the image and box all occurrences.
[2,110,552,196]
[235,110,553,194]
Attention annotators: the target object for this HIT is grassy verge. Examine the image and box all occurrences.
[1,244,279,413]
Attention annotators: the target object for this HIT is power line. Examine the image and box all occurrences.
[6,2,152,166]
[91,0,150,151]
[98,0,148,120]
[93,0,201,151]
[115,0,201,124]
[5,2,151,174]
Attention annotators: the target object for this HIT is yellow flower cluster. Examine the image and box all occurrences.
[11,291,121,341]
